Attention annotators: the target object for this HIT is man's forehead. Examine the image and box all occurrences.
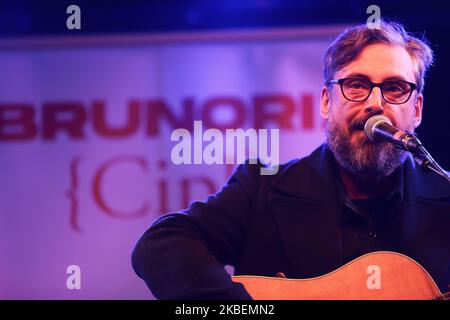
[335,43,417,83]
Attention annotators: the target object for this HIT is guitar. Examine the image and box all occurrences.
[232,251,449,300]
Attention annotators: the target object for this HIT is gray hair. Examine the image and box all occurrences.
[324,20,434,93]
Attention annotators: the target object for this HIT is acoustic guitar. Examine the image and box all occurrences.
[232,251,449,300]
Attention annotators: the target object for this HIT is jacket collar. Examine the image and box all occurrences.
[271,143,450,202]
[270,144,342,201]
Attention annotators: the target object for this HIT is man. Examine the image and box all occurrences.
[132,21,450,299]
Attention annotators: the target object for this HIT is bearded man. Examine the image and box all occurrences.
[132,21,450,300]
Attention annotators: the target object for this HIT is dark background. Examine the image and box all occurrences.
[1,0,449,168]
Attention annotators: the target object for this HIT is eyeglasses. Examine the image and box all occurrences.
[328,77,418,104]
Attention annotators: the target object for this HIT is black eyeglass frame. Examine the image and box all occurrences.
[328,77,418,104]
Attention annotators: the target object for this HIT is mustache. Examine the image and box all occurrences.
[349,114,382,132]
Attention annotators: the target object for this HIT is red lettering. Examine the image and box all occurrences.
[93,100,140,137]
[301,93,314,130]
[0,104,37,140]
[202,97,245,131]
[2,93,318,141]
[92,155,149,219]
[157,160,168,214]
[253,94,295,129]
[43,102,87,140]
[146,98,193,135]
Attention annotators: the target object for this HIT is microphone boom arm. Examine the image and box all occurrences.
[413,143,450,184]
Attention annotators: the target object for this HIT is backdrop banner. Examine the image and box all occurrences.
[0,31,332,299]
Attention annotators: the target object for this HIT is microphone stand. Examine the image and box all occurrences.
[411,139,450,184]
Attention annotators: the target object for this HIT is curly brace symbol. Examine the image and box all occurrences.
[66,156,82,233]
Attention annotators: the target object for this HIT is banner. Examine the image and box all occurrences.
[0,29,335,299]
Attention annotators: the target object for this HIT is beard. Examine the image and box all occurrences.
[325,114,411,179]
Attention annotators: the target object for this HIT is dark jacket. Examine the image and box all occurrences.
[132,144,450,299]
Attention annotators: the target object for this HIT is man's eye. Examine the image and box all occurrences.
[348,81,366,89]
[384,83,404,92]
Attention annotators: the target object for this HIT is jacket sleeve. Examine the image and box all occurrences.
[131,162,262,299]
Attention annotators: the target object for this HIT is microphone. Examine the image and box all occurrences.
[364,115,450,183]
[364,115,422,153]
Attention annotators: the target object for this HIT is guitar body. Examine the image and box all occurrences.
[232,251,443,300]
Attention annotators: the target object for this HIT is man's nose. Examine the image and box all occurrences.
[364,87,384,113]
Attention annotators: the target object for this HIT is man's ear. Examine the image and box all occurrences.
[320,86,331,120]
[413,94,423,128]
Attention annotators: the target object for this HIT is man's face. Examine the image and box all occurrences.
[320,43,423,178]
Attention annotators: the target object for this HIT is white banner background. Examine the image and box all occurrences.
[0,29,336,299]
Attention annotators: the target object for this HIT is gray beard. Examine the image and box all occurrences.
[325,116,409,179]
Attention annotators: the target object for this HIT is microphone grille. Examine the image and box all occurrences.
[364,115,392,141]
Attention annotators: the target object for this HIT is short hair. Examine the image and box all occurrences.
[323,20,434,93]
